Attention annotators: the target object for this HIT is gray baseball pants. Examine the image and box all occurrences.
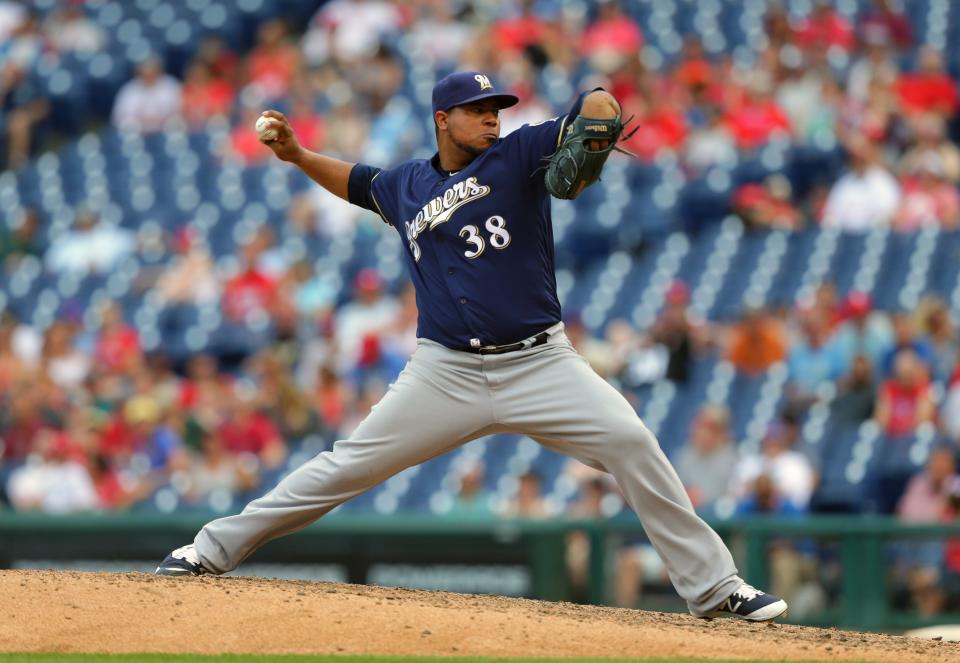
[194,325,741,615]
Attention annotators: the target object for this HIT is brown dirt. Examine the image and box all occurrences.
[1,570,959,661]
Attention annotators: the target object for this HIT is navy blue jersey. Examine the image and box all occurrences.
[348,93,589,350]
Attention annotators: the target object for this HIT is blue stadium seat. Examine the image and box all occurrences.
[710,231,767,321]
[872,233,918,310]
[766,228,819,309]
[656,356,718,455]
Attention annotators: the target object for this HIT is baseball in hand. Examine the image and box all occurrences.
[255,115,279,141]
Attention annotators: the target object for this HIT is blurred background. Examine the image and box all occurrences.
[2,0,960,634]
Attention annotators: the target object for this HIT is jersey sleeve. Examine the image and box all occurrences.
[348,163,394,226]
[505,88,602,174]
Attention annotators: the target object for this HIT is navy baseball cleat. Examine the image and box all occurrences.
[701,583,788,622]
[155,544,209,576]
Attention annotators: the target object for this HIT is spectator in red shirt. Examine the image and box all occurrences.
[621,93,687,161]
[95,303,142,375]
[179,353,228,410]
[222,241,279,323]
[180,62,235,129]
[604,57,660,115]
[724,73,792,151]
[795,2,855,54]
[0,381,48,462]
[675,37,713,98]
[244,19,300,101]
[491,0,551,56]
[859,0,913,52]
[195,35,240,84]
[732,175,803,231]
[286,92,324,156]
[217,385,286,469]
[875,349,935,437]
[580,1,642,72]
[897,46,958,118]
[89,452,149,511]
[313,364,348,434]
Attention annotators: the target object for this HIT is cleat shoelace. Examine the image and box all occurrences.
[170,545,200,566]
[733,585,763,602]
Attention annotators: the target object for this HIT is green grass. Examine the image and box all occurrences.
[0,655,884,663]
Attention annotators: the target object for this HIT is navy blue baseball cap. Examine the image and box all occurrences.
[431,71,519,114]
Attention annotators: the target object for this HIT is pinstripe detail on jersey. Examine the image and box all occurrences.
[368,171,390,225]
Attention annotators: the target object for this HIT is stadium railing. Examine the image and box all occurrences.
[2,512,959,632]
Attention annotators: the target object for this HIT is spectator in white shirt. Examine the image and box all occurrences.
[44,4,107,54]
[45,207,135,276]
[684,105,737,173]
[674,404,739,511]
[2,10,43,69]
[334,268,399,373]
[846,30,898,105]
[821,132,901,231]
[303,0,404,65]
[41,320,90,390]
[729,420,817,510]
[290,184,360,238]
[154,229,220,306]
[111,57,182,133]
[0,1,25,42]
[408,1,471,67]
[7,429,97,514]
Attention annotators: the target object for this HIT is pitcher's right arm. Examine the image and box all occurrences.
[258,110,353,202]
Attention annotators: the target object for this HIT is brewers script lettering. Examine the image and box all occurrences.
[404,176,491,261]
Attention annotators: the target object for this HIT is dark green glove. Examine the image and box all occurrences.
[543,115,633,200]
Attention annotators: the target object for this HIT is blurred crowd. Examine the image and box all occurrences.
[3,0,959,232]
[0,254,418,513]
[2,0,960,616]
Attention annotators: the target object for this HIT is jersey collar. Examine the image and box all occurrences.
[430,152,459,178]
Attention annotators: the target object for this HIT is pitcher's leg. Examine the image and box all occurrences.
[495,339,740,614]
[195,347,493,573]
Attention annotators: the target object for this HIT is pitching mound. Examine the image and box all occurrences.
[2,570,959,662]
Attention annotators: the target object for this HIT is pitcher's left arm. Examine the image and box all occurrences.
[544,89,635,200]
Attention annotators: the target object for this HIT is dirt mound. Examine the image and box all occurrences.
[2,570,959,661]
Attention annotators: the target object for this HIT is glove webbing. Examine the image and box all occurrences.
[538,115,639,199]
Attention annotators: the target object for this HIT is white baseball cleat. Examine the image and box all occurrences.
[155,544,210,576]
[700,583,788,622]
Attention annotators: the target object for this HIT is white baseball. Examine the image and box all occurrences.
[255,115,279,141]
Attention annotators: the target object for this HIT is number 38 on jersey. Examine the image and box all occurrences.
[459,215,511,259]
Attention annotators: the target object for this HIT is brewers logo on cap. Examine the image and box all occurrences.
[431,71,518,113]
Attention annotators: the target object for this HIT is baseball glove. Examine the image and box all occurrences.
[543,115,637,200]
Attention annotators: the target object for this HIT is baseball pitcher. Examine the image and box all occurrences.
[156,72,787,622]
